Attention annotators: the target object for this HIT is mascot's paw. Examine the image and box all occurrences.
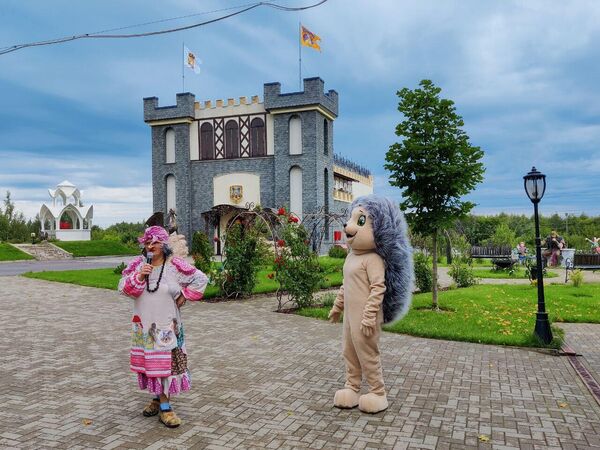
[358,393,388,414]
[360,323,374,337]
[333,388,360,409]
[328,309,341,323]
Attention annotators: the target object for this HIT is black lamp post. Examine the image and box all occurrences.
[523,166,553,344]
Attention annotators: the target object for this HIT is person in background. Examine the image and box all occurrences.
[586,236,600,254]
[542,230,565,267]
[516,241,527,264]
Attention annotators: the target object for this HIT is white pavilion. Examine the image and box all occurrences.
[40,180,93,241]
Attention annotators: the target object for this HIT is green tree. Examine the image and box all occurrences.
[385,79,485,308]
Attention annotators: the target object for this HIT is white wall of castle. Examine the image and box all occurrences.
[353,180,373,198]
[213,172,261,207]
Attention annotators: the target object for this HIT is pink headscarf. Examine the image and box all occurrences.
[138,226,170,245]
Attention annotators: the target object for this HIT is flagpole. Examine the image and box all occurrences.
[298,22,302,91]
[182,42,185,92]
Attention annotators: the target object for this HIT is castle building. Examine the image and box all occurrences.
[144,77,372,253]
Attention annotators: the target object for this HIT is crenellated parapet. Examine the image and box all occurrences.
[144,93,196,123]
[195,95,261,110]
[264,77,338,118]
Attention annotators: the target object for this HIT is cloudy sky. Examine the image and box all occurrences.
[1,0,599,226]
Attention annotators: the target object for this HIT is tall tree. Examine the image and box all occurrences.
[385,79,485,308]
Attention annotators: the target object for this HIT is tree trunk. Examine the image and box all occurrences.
[444,229,452,264]
[432,231,438,309]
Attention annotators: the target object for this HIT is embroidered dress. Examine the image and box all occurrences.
[119,256,208,396]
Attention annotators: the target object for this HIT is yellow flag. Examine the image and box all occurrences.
[300,25,321,51]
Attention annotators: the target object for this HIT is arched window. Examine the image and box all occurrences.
[250,117,266,157]
[324,168,329,240]
[225,120,239,159]
[200,122,214,160]
[165,128,175,163]
[290,166,303,219]
[289,116,302,155]
[166,175,176,213]
[323,119,329,155]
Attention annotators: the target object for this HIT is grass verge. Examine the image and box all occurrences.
[297,283,600,348]
[0,243,34,261]
[52,240,138,257]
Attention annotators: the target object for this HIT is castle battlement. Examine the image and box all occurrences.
[264,77,338,118]
[194,95,262,110]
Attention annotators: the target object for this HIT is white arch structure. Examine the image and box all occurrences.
[40,180,93,241]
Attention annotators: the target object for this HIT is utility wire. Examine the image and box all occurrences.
[0,0,327,56]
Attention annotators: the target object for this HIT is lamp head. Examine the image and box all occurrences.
[524,166,546,203]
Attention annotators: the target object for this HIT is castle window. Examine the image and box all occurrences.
[166,174,176,212]
[200,122,214,160]
[323,119,328,155]
[290,166,303,219]
[165,128,175,163]
[225,120,239,159]
[289,116,302,155]
[250,117,266,157]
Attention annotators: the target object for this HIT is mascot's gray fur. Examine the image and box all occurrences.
[349,195,414,323]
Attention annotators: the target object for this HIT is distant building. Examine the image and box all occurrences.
[40,180,93,241]
[144,78,372,253]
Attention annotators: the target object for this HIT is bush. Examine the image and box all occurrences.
[570,269,584,287]
[449,261,478,288]
[413,252,432,293]
[191,231,213,274]
[328,245,348,259]
[275,220,324,309]
[219,224,267,298]
[114,262,127,274]
[319,292,336,308]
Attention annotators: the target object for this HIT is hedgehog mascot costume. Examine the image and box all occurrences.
[328,195,414,414]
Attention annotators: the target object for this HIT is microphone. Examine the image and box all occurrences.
[145,251,153,279]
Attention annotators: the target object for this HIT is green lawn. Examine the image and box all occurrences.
[297,283,600,348]
[473,267,559,279]
[0,243,34,261]
[53,240,138,257]
[23,257,346,299]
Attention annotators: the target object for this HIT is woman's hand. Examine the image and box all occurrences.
[137,264,153,282]
[176,294,186,308]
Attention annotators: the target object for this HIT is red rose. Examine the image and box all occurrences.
[277,239,286,247]
[277,207,286,216]
[288,215,299,223]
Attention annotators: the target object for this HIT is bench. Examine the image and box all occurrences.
[470,245,515,270]
[565,253,600,282]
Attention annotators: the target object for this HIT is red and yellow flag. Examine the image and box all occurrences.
[300,25,321,51]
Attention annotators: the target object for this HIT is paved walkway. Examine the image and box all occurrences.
[3,277,600,449]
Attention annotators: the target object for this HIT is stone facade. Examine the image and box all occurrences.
[144,78,372,249]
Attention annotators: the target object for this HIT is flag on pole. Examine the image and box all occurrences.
[300,25,321,51]
[184,46,201,74]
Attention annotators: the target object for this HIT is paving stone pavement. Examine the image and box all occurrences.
[561,323,600,385]
[3,276,600,449]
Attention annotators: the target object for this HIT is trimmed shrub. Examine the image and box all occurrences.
[191,231,213,274]
[449,261,478,288]
[414,252,432,293]
[328,245,348,259]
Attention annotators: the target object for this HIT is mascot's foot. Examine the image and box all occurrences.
[358,392,388,414]
[333,388,360,409]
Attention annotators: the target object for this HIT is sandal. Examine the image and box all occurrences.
[142,398,160,417]
[159,409,181,428]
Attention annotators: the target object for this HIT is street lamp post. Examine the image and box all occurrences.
[523,166,553,344]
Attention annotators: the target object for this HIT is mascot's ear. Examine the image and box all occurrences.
[145,212,165,228]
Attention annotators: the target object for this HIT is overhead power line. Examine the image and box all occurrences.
[0,0,328,56]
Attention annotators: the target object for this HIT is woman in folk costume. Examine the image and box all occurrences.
[328,195,413,414]
[118,223,208,428]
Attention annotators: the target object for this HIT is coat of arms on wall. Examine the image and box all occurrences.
[230,185,243,204]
